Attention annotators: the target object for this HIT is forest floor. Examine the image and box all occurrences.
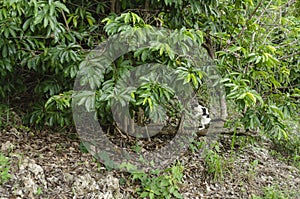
[0,124,299,198]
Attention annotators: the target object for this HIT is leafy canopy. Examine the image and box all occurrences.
[0,0,298,142]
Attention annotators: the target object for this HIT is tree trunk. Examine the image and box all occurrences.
[110,0,116,13]
[110,0,121,14]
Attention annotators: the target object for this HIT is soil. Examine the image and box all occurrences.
[0,125,299,198]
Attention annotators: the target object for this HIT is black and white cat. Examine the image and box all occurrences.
[191,103,211,130]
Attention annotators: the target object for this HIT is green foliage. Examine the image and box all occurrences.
[214,0,299,140]
[35,187,43,195]
[188,137,205,153]
[0,153,11,185]
[123,162,184,199]
[0,104,11,128]
[0,0,99,126]
[248,159,259,181]
[0,0,298,148]
[131,142,143,153]
[0,104,21,128]
[268,119,300,169]
[72,22,207,126]
[0,1,299,197]
[78,142,89,154]
[204,144,224,181]
[251,184,298,199]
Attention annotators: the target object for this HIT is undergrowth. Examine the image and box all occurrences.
[121,162,184,199]
[0,153,11,185]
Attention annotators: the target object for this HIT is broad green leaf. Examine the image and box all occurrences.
[228,46,242,52]
[269,105,284,120]
[54,1,69,13]
[86,15,94,26]
[266,45,276,53]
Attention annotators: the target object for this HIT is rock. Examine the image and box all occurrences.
[1,141,14,152]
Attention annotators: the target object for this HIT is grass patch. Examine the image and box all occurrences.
[0,153,11,185]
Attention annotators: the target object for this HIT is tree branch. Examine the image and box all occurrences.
[278,51,300,60]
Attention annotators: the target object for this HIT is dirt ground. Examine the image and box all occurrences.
[0,125,299,198]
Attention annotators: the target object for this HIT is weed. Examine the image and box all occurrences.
[246,159,259,181]
[188,137,205,153]
[0,104,22,128]
[35,187,43,195]
[204,144,224,181]
[122,162,184,199]
[268,130,300,169]
[0,153,11,184]
[131,142,143,153]
[78,142,89,153]
[251,184,297,199]
[266,118,300,168]
[250,159,259,170]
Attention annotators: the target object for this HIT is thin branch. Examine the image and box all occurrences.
[278,51,300,60]
[61,10,70,32]
[123,8,161,13]
[274,40,299,49]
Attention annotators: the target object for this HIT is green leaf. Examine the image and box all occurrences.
[34,14,43,25]
[2,45,8,58]
[124,13,130,23]
[48,5,54,17]
[255,56,261,64]
[266,45,276,53]
[191,73,198,88]
[149,192,155,199]
[173,190,183,198]
[160,179,169,187]
[86,15,94,26]
[43,16,49,28]
[245,92,256,104]
[269,105,284,120]
[159,45,164,56]
[228,46,242,52]
[23,18,32,31]
[8,28,16,38]
[140,192,149,198]
[53,1,69,13]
